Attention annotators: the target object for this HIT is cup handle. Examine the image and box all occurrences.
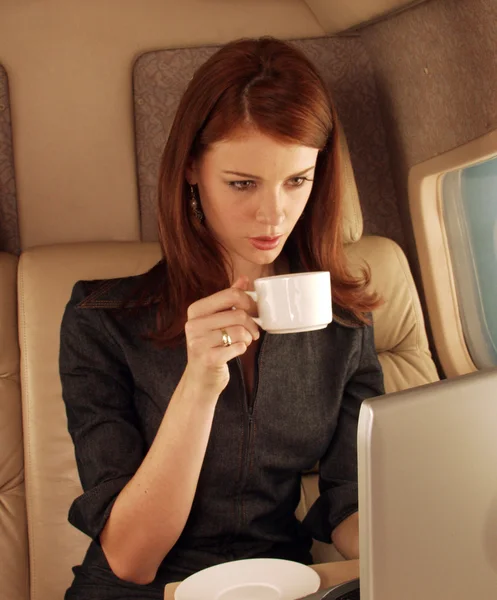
[244,290,263,329]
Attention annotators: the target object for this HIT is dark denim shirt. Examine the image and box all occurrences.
[59,268,384,595]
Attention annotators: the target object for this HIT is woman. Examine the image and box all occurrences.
[60,36,384,599]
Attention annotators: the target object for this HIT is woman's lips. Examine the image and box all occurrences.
[249,236,282,251]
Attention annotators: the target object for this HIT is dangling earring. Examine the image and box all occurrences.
[190,185,204,223]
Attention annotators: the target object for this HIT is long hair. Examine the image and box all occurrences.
[138,37,380,345]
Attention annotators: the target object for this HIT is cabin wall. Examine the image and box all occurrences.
[362,0,497,273]
[303,0,427,33]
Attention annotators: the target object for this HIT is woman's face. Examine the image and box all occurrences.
[188,128,319,276]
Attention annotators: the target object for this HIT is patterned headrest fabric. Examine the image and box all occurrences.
[0,66,19,255]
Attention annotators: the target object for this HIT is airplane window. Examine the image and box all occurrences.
[442,157,497,368]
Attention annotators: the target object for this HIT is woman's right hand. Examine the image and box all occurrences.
[183,276,260,396]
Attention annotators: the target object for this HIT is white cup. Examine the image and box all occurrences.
[245,271,332,334]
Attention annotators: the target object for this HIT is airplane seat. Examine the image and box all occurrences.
[0,252,29,600]
[14,125,438,599]
[18,243,161,600]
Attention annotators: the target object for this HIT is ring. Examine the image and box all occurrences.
[221,329,232,347]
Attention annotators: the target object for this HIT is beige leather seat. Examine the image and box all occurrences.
[0,252,29,600]
[17,238,438,597]
[19,243,162,600]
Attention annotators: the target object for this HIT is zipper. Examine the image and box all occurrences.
[234,332,267,531]
[237,331,266,415]
[249,331,266,414]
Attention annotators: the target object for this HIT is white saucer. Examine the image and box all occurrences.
[174,558,320,600]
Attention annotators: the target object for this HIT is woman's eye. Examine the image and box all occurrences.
[288,177,312,187]
[229,180,255,191]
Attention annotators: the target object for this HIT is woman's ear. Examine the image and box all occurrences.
[185,160,198,185]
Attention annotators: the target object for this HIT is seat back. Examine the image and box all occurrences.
[347,236,439,392]
[0,252,29,600]
[18,243,161,600]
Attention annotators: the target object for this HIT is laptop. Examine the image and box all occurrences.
[356,367,497,600]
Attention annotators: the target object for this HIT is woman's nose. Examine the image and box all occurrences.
[255,192,285,226]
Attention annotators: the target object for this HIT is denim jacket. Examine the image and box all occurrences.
[59,268,384,594]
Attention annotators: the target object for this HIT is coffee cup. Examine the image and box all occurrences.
[245,271,332,334]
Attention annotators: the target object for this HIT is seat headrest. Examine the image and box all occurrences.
[345,236,439,392]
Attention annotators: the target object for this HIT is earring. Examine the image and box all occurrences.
[190,185,204,223]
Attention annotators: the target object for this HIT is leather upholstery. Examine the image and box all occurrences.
[0,252,29,600]
[346,235,439,393]
[18,243,161,600]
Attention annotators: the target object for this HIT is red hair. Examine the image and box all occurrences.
[138,37,380,345]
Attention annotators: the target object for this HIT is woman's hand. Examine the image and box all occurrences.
[183,276,260,396]
[331,512,359,560]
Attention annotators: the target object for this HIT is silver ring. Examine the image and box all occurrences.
[221,329,232,347]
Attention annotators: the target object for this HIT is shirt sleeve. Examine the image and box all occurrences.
[59,281,146,542]
[302,320,385,542]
